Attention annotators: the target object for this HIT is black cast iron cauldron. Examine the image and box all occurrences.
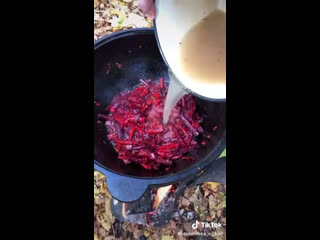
[94,28,226,202]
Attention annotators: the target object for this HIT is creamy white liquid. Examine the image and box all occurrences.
[162,10,226,124]
[162,71,186,124]
[179,10,226,86]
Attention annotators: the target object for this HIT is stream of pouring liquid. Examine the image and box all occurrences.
[162,71,187,124]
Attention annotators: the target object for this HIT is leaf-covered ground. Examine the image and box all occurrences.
[94,1,226,239]
[94,171,226,240]
[94,0,152,41]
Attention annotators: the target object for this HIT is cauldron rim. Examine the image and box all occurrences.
[94,28,226,201]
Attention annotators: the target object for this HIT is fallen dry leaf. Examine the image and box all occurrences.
[210,210,216,219]
[217,209,223,218]
[188,195,197,203]
[199,204,208,213]
[94,171,106,180]
[161,235,174,240]
[122,222,139,233]
[104,236,116,240]
[202,187,211,197]
[204,182,220,192]
[167,220,176,230]
[176,234,187,240]
[110,0,119,6]
[218,184,225,192]
[162,220,177,236]
[94,13,101,22]
[182,222,193,233]
[212,191,223,199]
[102,8,110,18]
[105,199,113,219]
[98,227,107,237]
[94,205,98,217]
[144,230,151,237]
[123,13,150,28]
[212,227,226,240]
[133,229,144,239]
[188,187,200,203]
[109,16,122,28]
[180,197,190,207]
[148,232,161,240]
[101,181,107,194]
[95,195,105,205]
[208,195,218,219]
[208,195,218,208]
[110,9,126,21]
[97,210,112,232]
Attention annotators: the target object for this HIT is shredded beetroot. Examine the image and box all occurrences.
[106,64,111,75]
[182,156,195,161]
[160,77,164,89]
[115,62,123,69]
[103,78,203,170]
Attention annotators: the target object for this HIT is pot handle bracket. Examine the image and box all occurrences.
[189,156,226,186]
[94,162,149,202]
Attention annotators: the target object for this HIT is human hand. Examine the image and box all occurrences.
[139,0,156,20]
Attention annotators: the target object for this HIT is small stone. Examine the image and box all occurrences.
[186,211,194,220]
[100,3,105,9]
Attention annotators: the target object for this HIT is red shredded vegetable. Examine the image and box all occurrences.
[106,64,111,75]
[101,78,203,170]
